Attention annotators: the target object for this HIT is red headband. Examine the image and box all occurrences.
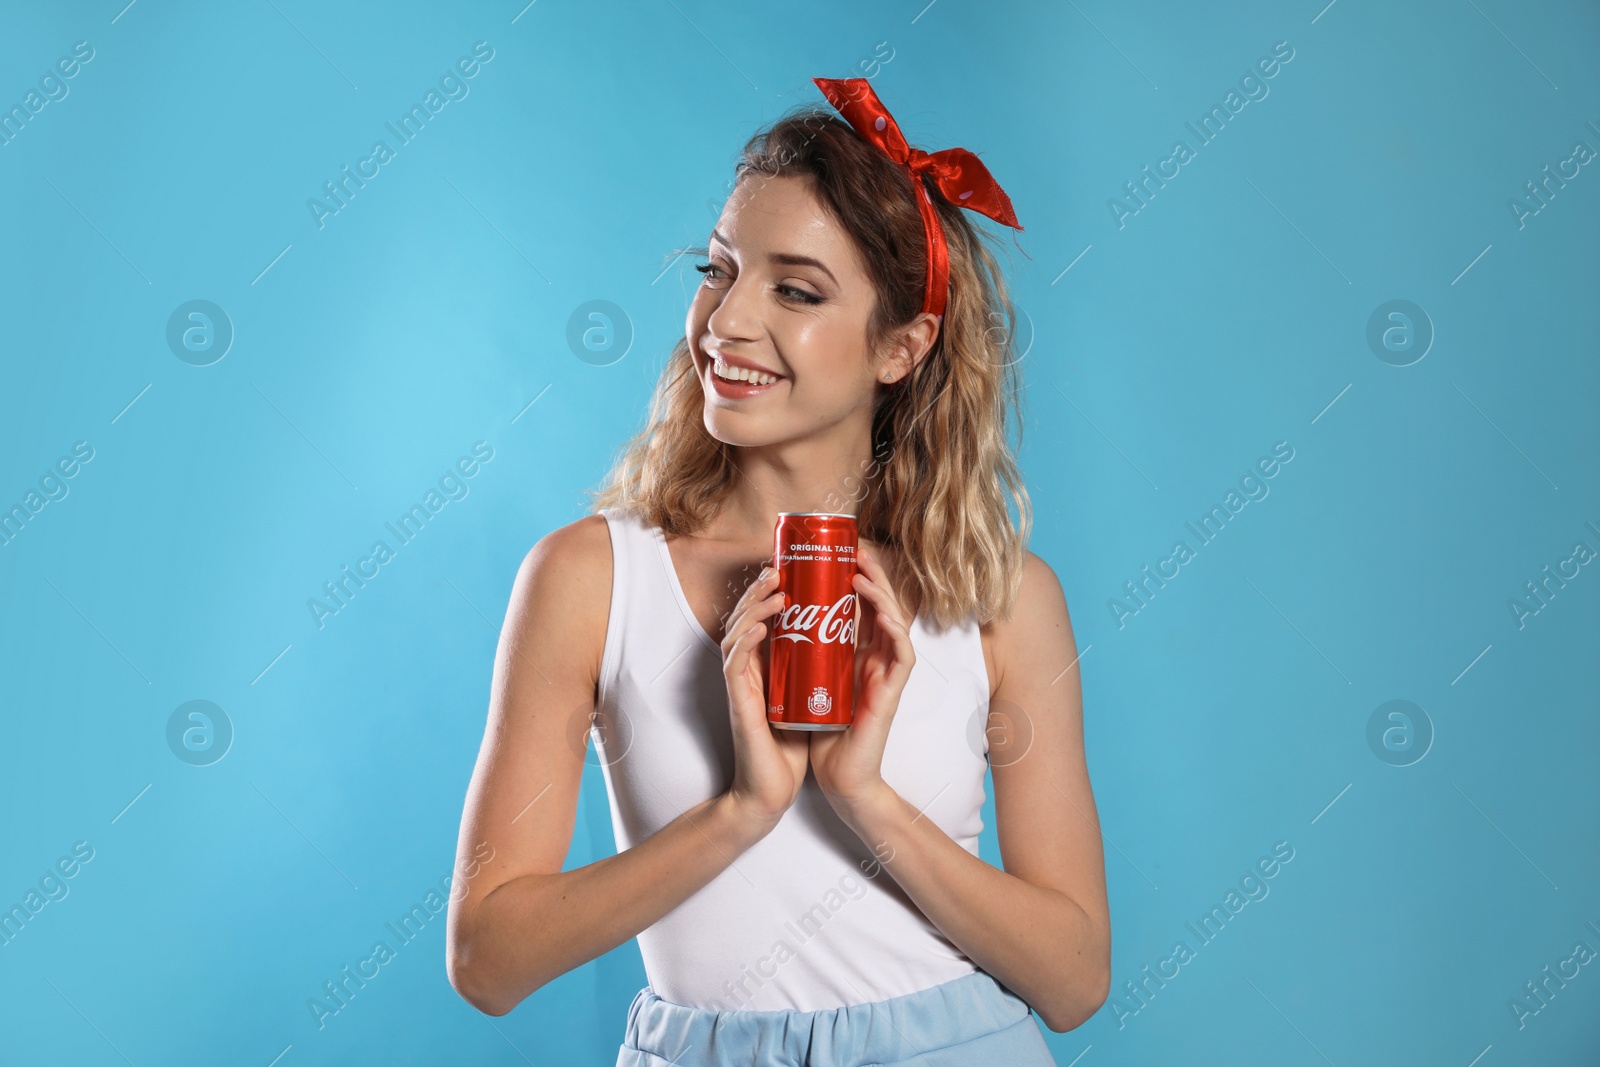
[812,77,1023,324]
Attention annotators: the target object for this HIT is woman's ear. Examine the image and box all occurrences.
[879,313,940,383]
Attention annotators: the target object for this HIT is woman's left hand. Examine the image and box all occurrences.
[809,541,917,816]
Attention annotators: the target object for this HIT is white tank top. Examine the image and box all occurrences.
[592,505,990,1012]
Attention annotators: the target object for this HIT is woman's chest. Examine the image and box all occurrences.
[664,537,768,647]
[605,641,991,845]
[663,533,997,689]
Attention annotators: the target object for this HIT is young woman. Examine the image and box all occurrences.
[446,78,1110,1066]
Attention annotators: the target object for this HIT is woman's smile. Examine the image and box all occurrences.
[704,348,788,401]
[707,361,787,401]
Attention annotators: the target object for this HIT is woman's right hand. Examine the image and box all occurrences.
[720,565,809,832]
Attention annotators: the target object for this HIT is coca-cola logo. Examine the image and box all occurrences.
[774,593,856,645]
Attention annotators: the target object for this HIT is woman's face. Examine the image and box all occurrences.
[687,174,890,449]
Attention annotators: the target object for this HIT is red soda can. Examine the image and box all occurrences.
[767,512,858,731]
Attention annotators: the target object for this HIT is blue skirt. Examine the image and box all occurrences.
[614,969,1058,1067]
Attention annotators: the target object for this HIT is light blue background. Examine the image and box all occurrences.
[2,0,1597,1063]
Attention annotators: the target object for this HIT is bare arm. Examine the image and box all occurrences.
[445,517,785,1016]
[829,552,1111,1033]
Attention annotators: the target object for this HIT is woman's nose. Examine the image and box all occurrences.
[704,272,764,344]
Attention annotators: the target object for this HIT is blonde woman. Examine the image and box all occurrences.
[446,78,1110,1066]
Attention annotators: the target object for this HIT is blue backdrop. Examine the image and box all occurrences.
[2,0,1596,1063]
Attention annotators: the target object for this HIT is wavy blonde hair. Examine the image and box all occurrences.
[587,102,1032,630]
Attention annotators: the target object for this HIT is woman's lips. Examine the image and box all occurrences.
[707,362,784,400]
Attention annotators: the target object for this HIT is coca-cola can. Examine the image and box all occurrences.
[767,512,858,731]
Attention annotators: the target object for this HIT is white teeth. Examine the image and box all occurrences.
[713,361,779,386]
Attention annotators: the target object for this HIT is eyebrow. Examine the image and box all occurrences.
[710,228,837,285]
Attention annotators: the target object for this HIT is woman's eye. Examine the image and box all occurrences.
[778,284,822,305]
[694,263,729,286]
[694,264,820,305]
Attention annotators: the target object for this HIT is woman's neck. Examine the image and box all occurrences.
[712,435,876,541]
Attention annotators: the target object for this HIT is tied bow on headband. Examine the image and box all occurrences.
[812,77,1023,324]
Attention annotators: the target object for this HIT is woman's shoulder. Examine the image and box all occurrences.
[985,550,1069,631]
[507,513,616,691]
[522,512,613,578]
[979,550,1070,694]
